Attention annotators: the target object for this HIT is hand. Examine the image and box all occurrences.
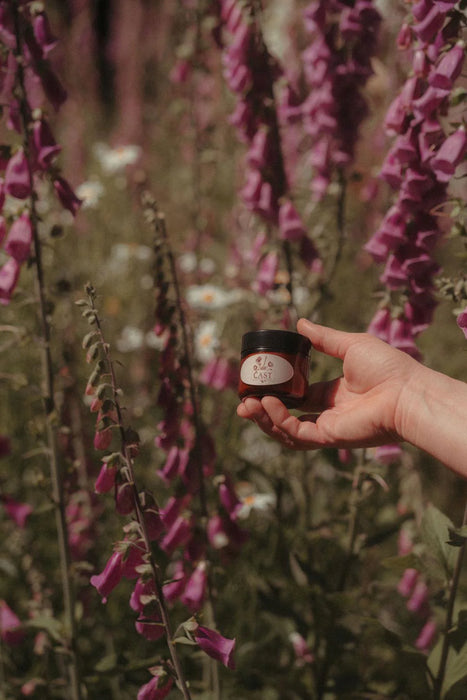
[237,319,424,451]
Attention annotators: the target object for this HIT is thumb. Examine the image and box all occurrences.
[297,319,359,361]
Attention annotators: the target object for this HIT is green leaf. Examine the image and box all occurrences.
[420,504,457,578]
[94,653,118,673]
[82,330,99,349]
[442,644,467,696]
[447,526,467,547]
[25,616,64,643]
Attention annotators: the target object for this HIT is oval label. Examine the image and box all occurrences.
[240,353,294,386]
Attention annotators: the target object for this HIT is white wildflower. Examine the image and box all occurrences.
[116,326,144,352]
[75,180,104,209]
[94,142,142,174]
[236,492,276,519]
[195,320,219,362]
[178,252,198,274]
[187,284,241,309]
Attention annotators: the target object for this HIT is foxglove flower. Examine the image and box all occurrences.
[4,149,31,199]
[4,212,33,263]
[1,494,32,528]
[415,619,437,652]
[0,257,20,304]
[181,561,207,612]
[0,600,25,645]
[194,624,236,669]
[137,672,173,700]
[90,551,124,603]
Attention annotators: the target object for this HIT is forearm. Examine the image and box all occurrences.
[397,365,467,479]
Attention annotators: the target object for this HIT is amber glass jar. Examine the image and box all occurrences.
[238,330,311,408]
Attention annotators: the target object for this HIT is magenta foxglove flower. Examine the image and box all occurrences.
[53,176,82,215]
[115,481,135,516]
[160,494,191,529]
[0,258,20,305]
[0,600,25,645]
[4,213,33,263]
[135,614,165,641]
[278,200,307,242]
[406,580,430,616]
[1,494,32,528]
[430,126,467,183]
[199,357,237,391]
[181,561,207,612]
[415,619,437,651]
[289,631,314,666]
[130,578,156,613]
[194,624,236,669]
[253,250,278,295]
[33,13,57,55]
[32,119,61,169]
[397,568,419,597]
[90,551,124,603]
[162,560,188,602]
[157,445,189,483]
[457,307,467,338]
[93,427,112,451]
[218,476,242,518]
[4,149,31,199]
[430,41,465,90]
[94,463,117,494]
[143,507,164,541]
[137,673,173,700]
[160,516,192,555]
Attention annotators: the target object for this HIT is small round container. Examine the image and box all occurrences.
[238,329,311,408]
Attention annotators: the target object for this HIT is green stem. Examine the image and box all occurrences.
[12,7,81,698]
[433,502,467,699]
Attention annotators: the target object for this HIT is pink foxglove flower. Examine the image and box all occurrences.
[194,624,236,669]
[1,494,32,528]
[53,176,82,215]
[0,258,20,305]
[135,614,165,641]
[0,600,25,645]
[32,13,57,55]
[397,568,419,597]
[415,619,437,651]
[4,149,31,199]
[90,551,124,603]
[32,119,61,169]
[137,673,173,700]
[160,516,192,555]
[94,463,117,494]
[4,213,33,263]
[430,126,467,183]
[181,561,207,612]
[407,580,430,616]
[278,200,307,242]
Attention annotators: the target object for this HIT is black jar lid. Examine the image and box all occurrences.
[241,329,311,357]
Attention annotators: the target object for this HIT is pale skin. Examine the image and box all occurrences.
[237,318,467,479]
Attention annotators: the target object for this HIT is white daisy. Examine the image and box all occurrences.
[236,492,276,519]
[187,284,241,309]
[195,320,219,362]
[75,180,104,209]
[94,142,142,174]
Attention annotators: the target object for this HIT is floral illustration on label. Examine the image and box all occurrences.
[240,353,294,386]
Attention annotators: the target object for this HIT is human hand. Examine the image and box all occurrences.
[237,318,424,451]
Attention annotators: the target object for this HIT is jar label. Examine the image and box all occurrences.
[240,353,294,386]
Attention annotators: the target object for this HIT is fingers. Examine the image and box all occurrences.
[297,318,358,360]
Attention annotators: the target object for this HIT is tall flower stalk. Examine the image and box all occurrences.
[365,2,466,355]
[218,0,321,317]
[79,283,193,700]
[0,3,82,696]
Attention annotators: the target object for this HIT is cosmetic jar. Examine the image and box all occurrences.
[238,329,311,408]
